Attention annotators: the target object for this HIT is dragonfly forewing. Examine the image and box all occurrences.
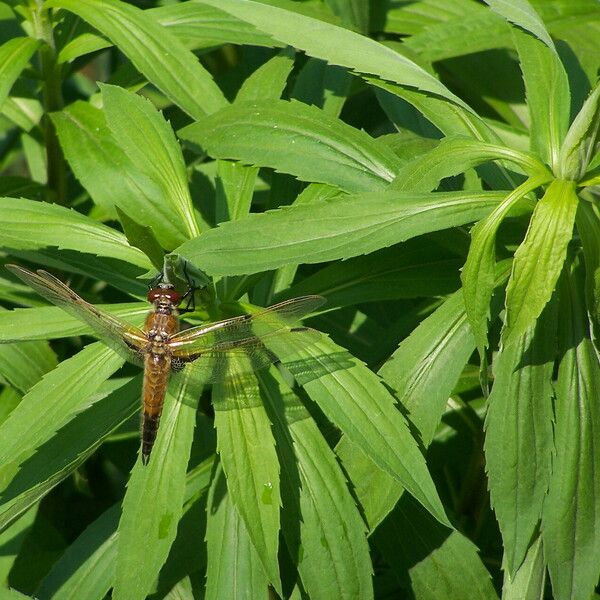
[6,264,147,366]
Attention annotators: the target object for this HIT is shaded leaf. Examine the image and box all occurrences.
[542,261,600,600]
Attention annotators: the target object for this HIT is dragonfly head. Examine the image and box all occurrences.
[147,284,182,310]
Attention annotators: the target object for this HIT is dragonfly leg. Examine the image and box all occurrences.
[178,263,199,314]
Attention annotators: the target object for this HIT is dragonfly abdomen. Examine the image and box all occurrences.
[141,352,172,464]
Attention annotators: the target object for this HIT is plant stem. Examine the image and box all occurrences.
[31,0,66,205]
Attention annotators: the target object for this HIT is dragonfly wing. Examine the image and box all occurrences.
[7,265,146,366]
[173,327,322,384]
[168,295,325,355]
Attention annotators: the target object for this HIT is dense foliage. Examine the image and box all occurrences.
[0,0,599,599]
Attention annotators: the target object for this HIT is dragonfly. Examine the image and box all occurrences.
[6,265,325,464]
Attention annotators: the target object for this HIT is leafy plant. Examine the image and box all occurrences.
[0,0,599,599]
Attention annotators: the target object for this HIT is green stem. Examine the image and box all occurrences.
[31,0,66,205]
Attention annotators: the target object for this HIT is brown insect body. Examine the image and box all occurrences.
[140,286,181,464]
[5,264,325,467]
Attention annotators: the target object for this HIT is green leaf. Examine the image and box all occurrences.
[176,190,506,276]
[179,100,399,193]
[150,2,284,49]
[0,37,39,111]
[283,240,461,308]
[113,372,201,600]
[0,303,146,342]
[391,136,550,193]
[542,261,600,600]
[205,466,270,600]
[57,32,111,64]
[0,314,56,394]
[484,0,554,48]
[403,6,511,62]
[0,377,138,534]
[47,0,227,119]
[0,343,124,494]
[409,531,498,599]
[115,206,164,271]
[292,59,351,118]
[195,0,472,111]
[260,371,373,600]
[461,175,549,354]
[379,288,476,446]
[484,304,555,575]
[373,496,497,600]
[576,200,600,336]
[558,80,600,180]
[37,460,213,600]
[502,535,546,600]
[324,0,369,33]
[504,179,579,343]
[277,334,450,527]
[51,101,187,250]
[0,196,151,269]
[236,47,295,102]
[212,375,281,593]
[36,505,120,600]
[213,49,296,224]
[512,27,570,169]
[0,506,36,584]
[101,84,200,239]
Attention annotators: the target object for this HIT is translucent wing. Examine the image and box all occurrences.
[6,264,147,365]
[169,295,325,355]
[174,326,322,384]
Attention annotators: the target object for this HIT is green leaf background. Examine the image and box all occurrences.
[1,0,599,599]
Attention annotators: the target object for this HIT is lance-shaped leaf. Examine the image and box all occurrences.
[116,207,165,271]
[502,535,546,600]
[0,38,39,111]
[101,84,200,239]
[0,344,124,493]
[195,0,471,111]
[0,197,151,268]
[179,100,399,193]
[213,374,282,594]
[205,465,270,600]
[37,460,213,599]
[484,303,556,575]
[271,333,449,527]
[462,175,548,354]
[511,25,570,169]
[46,0,227,119]
[576,200,600,336]
[484,0,554,49]
[176,190,505,276]
[558,80,600,180]
[113,372,201,600]
[504,179,579,343]
[542,263,600,600]
[260,371,373,600]
[379,288,477,447]
[0,377,139,533]
[52,102,187,250]
[150,2,283,49]
[391,136,550,193]
[0,303,146,343]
